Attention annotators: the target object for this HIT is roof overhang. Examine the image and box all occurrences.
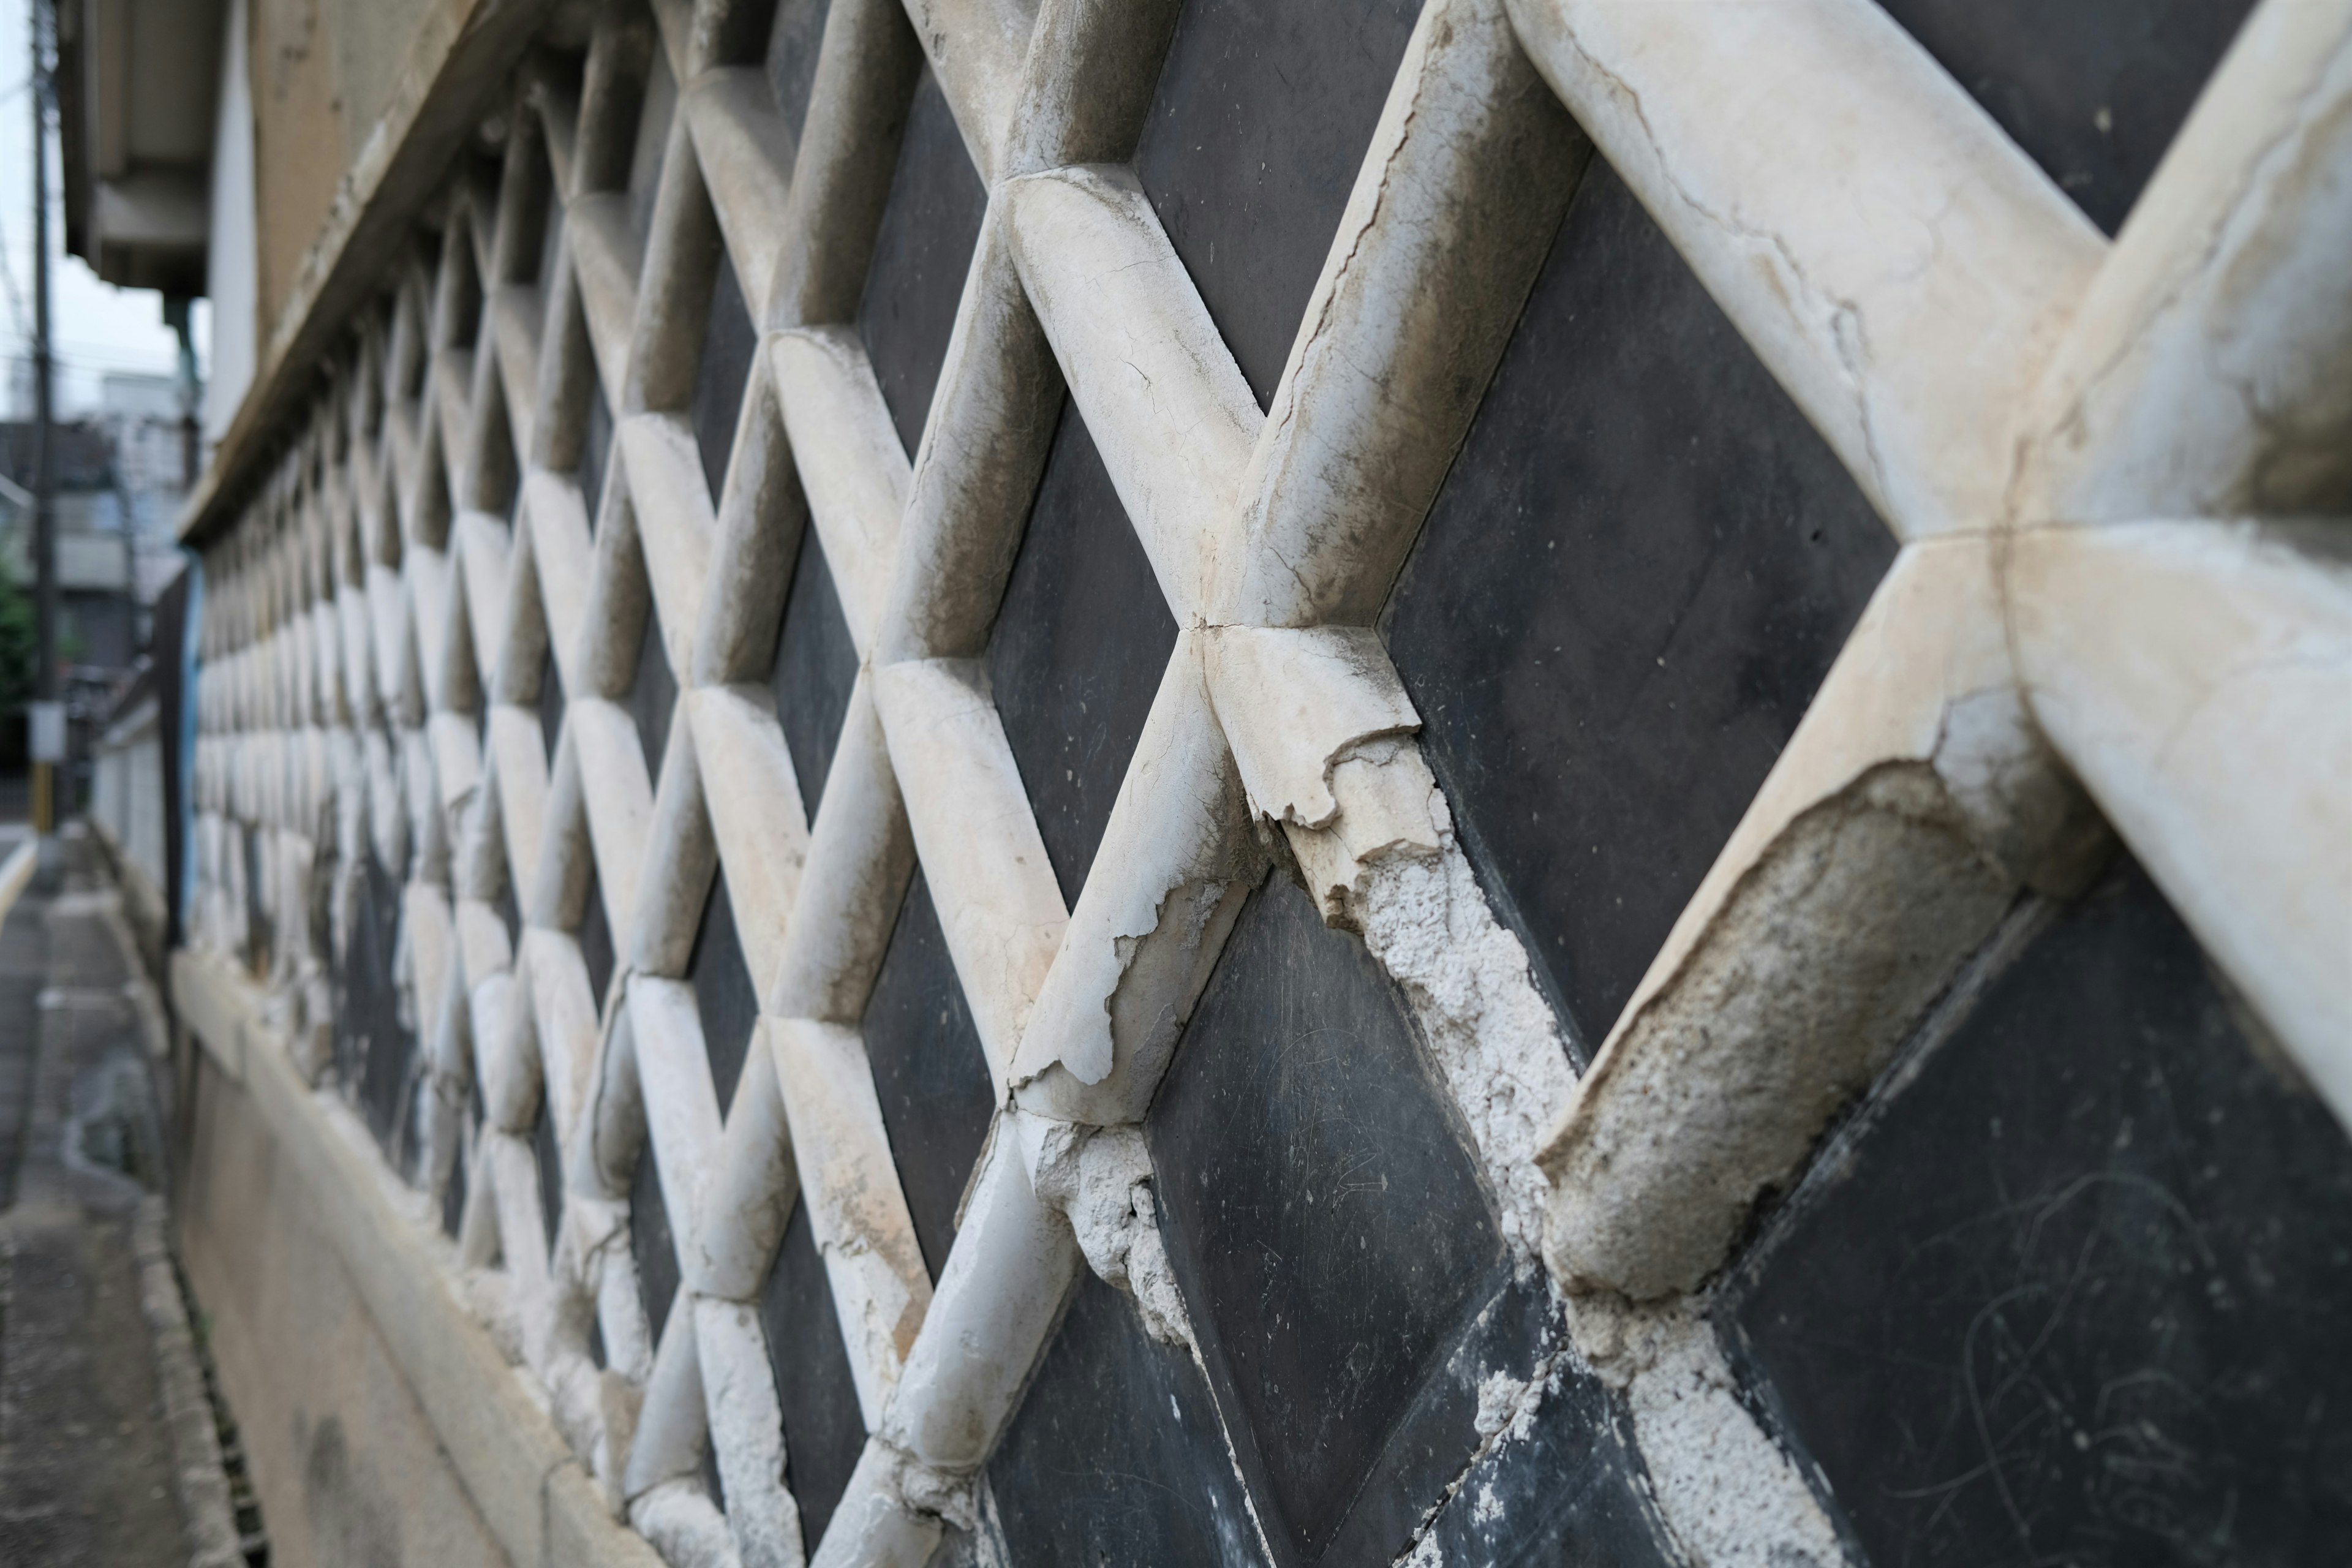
[59,0,228,299]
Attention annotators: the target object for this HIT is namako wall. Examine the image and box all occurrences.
[168,1,2352,1566]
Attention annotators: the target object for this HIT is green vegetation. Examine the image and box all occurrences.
[0,557,34,712]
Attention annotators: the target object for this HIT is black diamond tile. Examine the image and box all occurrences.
[538,644,564,764]
[1313,1272,1564,1566]
[243,829,271,977]
[858,69,987,455]
[494,865,522,956]
[1135,0,1424,407]
[989,1270,1268,1566]
[769,532,859,821]
[532,1096,564,1259]
[339,853,416,1158]
[1727,858,2352,1567]
[689,864,760,1117]
[579,863,616,1014]
[1147,870,1504,1559]
[632,1144,681,1342]
[986,401,1178,905]
[1405,1346,1678,1568]
[629,47,677,247]
[703,1444,726,1515]
[861,869,995,1280]
[537,179,565,292]
[767,0,834,149]
[581,370,613,533]
[759,1197,865,1553]
[442,1131,469,1238]
[1875,0,2255,236]
[693,246,758,504]
[1384,160,1894,1058]
[630,606,677,790]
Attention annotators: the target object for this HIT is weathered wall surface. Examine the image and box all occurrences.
[170,948,666,1568]
[243,0,450,354]
[168,0,2352,1565]
[176,1044,508,1568]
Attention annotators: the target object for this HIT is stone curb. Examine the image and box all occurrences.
[132,1195,250,1568]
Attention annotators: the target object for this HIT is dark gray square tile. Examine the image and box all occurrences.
[1403,1349,1678,1568]
[629,609,676,790]
[339,852,413,1156]
[703,1446,727,1517]
[579,864,616,1016]
[632,1143,681,1342]
[861,869,994,1280]
[689,865,760,1116]
[494,864,522,955]
[1311,1272,1561,1566]
[693,247,758,503]
[1727,858,2352,1568]
[532,1097,564,1259]
[243,829,272,977]
[1384,161,1894,1057]
[537,187,565,293]
[857,69,987,456]
[759,1196,865,1553]
[989,1270,1269,1566]
[581,371,612,533]
[768,532,859,821]
[1147,869,1504,1560]
[1875,0,2255,236]
[629,47,677,247]
[984,401,1178,905]
[1134,0,1424,405]
[766,0,834,149]
[442,1129,469,1238]
[538,645,564,763]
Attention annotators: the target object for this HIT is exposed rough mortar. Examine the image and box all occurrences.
[600,1364,647,1513]
[463,1264,526,1365]
[543,1219,619,1474]
[1028,1121,1193,1347]
[1473,1370,1532,1441]
[541,1341,608,1483]
[696,1297,804,1567]
[1356,837,1578,1260]
[630,1476,744,1568]
[1542,763,2018,1300]
[876,1437,979,1534]
[1569,1300,1847,1568]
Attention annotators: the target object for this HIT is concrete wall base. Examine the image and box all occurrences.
[169,948,662,1568]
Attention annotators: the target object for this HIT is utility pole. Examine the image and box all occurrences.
[27,0,59,865]
[166,296,198,489]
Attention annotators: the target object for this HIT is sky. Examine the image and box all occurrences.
[0,0,210,418]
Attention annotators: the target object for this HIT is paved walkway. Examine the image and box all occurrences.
[0,829,241,1566]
